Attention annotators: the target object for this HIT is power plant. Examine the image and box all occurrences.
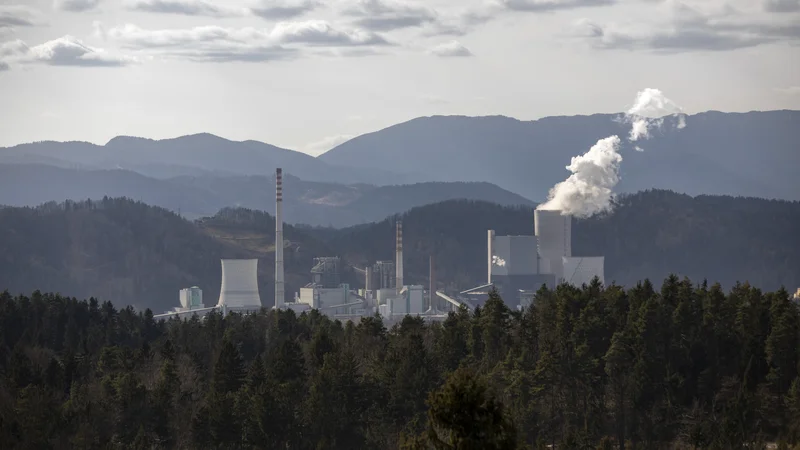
[154,168,604,322]
[462,209,604,309]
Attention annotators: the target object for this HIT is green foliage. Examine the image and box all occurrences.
[1,276,799,449]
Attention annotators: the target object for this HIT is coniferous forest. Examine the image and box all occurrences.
[2,276,800,449]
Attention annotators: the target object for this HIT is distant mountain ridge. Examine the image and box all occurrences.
[0,164,533,227]
[0,133,407,185]
[2,110,797,202]
[320,110,800,201]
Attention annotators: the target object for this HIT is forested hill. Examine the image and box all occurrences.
[0,199,335,312]
[326,190,800,292]
[2,279,800,448]
[0,191,798,313]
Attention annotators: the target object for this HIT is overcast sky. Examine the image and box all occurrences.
[0,0,798,155]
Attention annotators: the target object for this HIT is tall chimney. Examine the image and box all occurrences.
[429,254,435,311]
[487,229,494,284]
[396,220,403,293]
[275,168,285,309]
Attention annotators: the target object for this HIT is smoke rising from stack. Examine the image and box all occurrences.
[537,88,685,218]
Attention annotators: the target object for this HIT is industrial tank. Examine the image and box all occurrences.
[218,259,262,309]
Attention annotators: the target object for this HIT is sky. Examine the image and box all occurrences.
[0,0,798,155]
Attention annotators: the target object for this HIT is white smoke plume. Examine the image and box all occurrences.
[537,88,684,217]
[626,88,686,143]
[492,255,506,267]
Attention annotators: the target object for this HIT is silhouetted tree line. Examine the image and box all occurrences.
[2,275,800,449]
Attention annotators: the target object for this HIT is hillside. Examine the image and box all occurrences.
[320,111,800,201]
[0,199,335,312]
[323,190,800,292]
[0,164,532,226]
[1,191,797,313]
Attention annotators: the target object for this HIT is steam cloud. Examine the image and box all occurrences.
[537,88,685,218]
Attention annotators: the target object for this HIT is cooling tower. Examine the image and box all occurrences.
[218,259,262,309]
[534,210,572,280]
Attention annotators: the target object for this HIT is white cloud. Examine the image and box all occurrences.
[499,0,615,12]
[340,0,438,31]
[250,0,319,19]
[125,0,247,17]
[0,5,38,30]
[0,60,8,71]
[775,86,800,95]
[54,0,102,12]
[270,20,389,46]
[0,35,135,69]
[572,1,800,52]
[105,21,390,63]
[764,0,799,13]
[303,134,355,156]
[428,40,473,57]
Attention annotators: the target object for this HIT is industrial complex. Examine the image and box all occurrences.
[155,168,604,321]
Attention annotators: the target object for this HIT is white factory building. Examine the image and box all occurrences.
[462,209,605,309]
[292,221,437,322]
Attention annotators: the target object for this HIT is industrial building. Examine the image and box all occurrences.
[461,209,604,309]
[154,167,600,323]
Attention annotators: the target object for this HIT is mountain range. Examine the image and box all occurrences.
[1,110,798,209]
[0,164,532,227]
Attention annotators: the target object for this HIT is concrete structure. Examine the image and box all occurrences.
[563,256,605,287]
[179,286,203,310]
[391,285,425,315]
[461,208,603,309]
[311,257,341,288]
[275,168,285,309]
[534,209,572,281]
[218,259,262,312]
[368,261,396,290]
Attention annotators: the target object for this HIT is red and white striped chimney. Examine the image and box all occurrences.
[396,220,403,293]
[275,168,284,309]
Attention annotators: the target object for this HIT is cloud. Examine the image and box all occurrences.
[0,60,8,71]
[775,86,800,95]
[270,20,389,46]
[340,0,438,31]
[250,0,319,19]
[125,0,247,17]
[573,1,800,52]
[303,134,355,156]
[764,0,799,13]
[0,6,38,30]
[106,21,390,63]
[0,35,135,69]
[54,0,101,12]
[499,0,615,13]
[428,40,473,57]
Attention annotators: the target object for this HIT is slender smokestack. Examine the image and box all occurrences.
[275,168,284,309]
[487,229,494,284]
[429,254,435,311]
[396,220,403,293]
